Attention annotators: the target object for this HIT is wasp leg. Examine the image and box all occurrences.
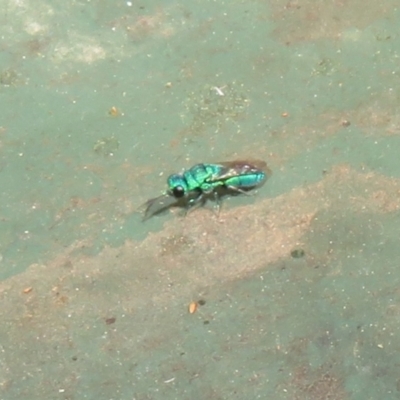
[213,191,223,216]
[225,185,254,196]
[184,191,205,216]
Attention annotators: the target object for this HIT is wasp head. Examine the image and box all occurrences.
[167,174,188,198]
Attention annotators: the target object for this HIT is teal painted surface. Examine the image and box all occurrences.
[1,1,400,398]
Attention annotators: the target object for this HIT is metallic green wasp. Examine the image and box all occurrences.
[142,160,270,220]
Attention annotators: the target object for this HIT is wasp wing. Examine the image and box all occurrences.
[207,160,270,182]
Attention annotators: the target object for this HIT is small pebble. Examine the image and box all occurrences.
[341,119,351,127]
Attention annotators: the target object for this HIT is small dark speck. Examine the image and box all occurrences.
[198,299,206,306]
[203,320,210,325]
[72,356,78,361]
[291,249,305,259]
[105,317,116,325]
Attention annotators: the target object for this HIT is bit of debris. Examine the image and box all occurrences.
[188,302,198,314]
